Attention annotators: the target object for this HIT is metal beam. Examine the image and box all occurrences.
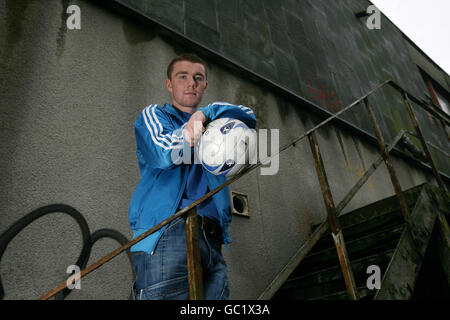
[403,93,448,192]
[375,185,439,299]
[364,97,411,224]
[308,131,360,300]
[185,208,204,300]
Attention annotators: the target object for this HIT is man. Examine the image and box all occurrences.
[128,53,257,300]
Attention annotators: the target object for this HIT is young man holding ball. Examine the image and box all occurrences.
[128,53,256,300]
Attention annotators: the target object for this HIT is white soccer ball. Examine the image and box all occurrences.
[197,118,256,177]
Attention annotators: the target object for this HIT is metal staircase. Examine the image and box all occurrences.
[272,184,421,300]
[271,183,450,300]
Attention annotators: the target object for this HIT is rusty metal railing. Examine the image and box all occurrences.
[38,79,449,300]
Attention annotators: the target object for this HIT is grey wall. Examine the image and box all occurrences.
[0,0,439,299]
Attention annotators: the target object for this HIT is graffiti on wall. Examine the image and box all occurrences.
[0,204,133,300]
[307,74,343,114]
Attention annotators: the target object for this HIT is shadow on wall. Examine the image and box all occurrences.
[0,204,133,300]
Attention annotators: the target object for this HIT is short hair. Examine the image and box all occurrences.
[166,53,208,80]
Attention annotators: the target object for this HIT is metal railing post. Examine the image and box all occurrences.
[308,131,360,300]
[363,97,411,223]
[403,93,448,192]
[185,207,204,300]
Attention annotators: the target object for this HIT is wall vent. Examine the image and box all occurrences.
[230,191,250,217]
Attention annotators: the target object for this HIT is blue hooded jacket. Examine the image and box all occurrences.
[128,102,257,254]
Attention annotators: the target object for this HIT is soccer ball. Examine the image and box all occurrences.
[197,118,256,177]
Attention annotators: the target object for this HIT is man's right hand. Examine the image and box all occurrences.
[183,110,206,147]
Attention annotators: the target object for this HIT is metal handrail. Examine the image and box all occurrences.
[37,78,449,300]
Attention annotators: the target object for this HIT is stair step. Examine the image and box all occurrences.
[272,278,346,300]
[309,185,423,253]
[285,249,395,288]
[293,223,404,276]
[311,286,376,300]
[338,183,424,228]
[271,184,426,300]
[274,249,394,300]
[310,209,404,253]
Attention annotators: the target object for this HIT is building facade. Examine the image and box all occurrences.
[0,0,448,299]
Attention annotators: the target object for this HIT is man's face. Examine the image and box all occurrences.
[166,60,208,113]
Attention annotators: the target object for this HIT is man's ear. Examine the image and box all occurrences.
[166,78,172,93]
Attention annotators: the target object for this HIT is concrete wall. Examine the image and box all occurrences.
[0,0,438,299]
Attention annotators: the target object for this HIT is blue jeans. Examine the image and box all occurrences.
[131,216,229,300]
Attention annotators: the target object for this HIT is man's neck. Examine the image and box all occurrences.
[172,103,197,115]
